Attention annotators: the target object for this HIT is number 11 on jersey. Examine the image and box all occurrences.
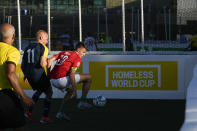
[27,49,35,63]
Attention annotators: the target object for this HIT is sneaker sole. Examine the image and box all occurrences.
[56,116,71,121]
[24,114,34,122]
[40,120,52,124]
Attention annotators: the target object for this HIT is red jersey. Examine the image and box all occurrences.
[49,51,81,79]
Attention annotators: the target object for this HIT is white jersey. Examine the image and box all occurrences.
[84,37,96,51]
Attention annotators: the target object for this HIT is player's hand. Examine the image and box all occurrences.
[22,95,34,107]
[23,76,28,83]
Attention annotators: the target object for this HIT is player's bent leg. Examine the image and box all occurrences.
[78,74,92,97]
[56,88,72,121]
[38,74,53,124]
[40,97,52,124]
[77,74,93,109]
[44,85,53,99]
[24,90,42,121]
[50,77,72,121]
[40,86,53,124]
[24,78,43,121]
[64,87,73,102]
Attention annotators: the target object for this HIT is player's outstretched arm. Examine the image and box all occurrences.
[47,56,56,69]
[6,63,34,106]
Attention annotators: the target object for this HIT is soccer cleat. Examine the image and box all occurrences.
[40,117,52,124]
[77,101,93,109]
[56,112,71,121]
[24,111,33,121]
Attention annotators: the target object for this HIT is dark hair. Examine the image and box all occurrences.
[75,41,88,50]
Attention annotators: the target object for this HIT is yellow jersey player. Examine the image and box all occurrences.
[0,24,34,130]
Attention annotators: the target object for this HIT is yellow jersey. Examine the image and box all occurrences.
[40,42,48,74]
[40,42,48,58]
[0,42,20,90]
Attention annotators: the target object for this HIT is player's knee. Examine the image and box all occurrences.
[87,74,92,82]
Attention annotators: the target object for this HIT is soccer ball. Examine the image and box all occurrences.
[93,95,107,107]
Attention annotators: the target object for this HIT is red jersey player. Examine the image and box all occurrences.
[48,42,92,120]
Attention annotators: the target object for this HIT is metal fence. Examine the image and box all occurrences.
[1,0,197,54]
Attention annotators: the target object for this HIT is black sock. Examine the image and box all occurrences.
[29,91,41,112]
[43,98,51,117]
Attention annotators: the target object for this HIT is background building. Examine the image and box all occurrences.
[0,0,196,51]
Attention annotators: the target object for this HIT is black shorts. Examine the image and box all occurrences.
[0,89,25,129]
[28,72,51,92]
